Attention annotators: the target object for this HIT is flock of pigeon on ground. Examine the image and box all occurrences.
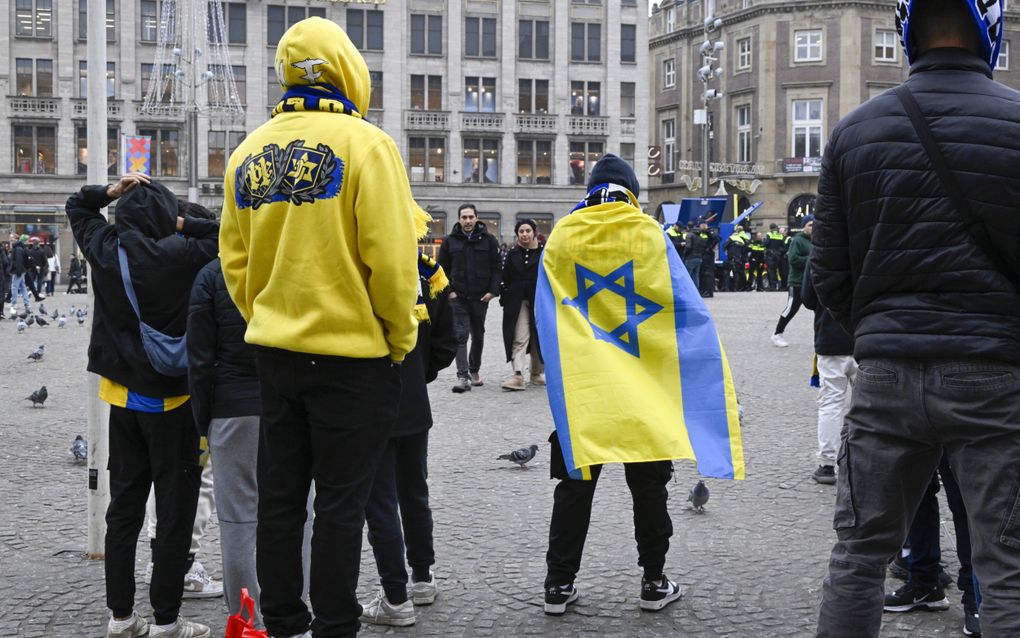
[9,300,89,462]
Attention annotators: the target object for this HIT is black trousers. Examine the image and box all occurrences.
[452,297,488,378]
[766,253,783,290]
[699,259,716,296]
[774,285,802,334]
[255,347,400,638]
[105,403,202,625]
[364,431,435,604]
[545,458,674,588]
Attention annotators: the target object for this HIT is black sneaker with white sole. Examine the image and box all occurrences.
[543,583,578,616]
[639,574,683,611]
[883,583,949,612]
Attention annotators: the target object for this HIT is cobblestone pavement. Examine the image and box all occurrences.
[1,292,969,637]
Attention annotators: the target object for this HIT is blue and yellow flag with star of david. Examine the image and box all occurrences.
[535,199,744,480]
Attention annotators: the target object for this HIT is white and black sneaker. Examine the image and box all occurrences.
[543,583,579,616]
[883,583,949,612]
[639,574,683,611]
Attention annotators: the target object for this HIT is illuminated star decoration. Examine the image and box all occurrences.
[562,261,662,358]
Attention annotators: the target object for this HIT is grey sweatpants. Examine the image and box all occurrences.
[208,416,313,628]
[816,358,1020,638]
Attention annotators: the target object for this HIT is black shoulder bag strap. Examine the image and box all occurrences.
[894,84,1020,291]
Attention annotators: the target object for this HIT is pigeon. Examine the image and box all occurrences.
[25,385,47,407]
[35,315,49,327]
[38,303,46,316]
[51,309,58,320]
[77,313,86,326]
[688,480,710,513]
[497,444,539,468]
[25,314,35,326]
[57,315,66,328]
[70,435,87,462]
[17,320,27,333]
[27,345,45,362]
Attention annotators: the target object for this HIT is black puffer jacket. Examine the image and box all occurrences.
[11,241,29,276]
[187,258,260,436]
[66,183,219,397]
[437,221,502,299]
[812,48,1020,363]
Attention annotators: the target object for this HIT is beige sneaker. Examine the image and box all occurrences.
[149,616,210,638]
[106,611,148,638]
[501,374,526,391]
[182,561,223,599]
[530,372,546,386]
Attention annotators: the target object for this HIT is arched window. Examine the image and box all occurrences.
[788,194,816,229]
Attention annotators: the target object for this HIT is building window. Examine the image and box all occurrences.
[519,19,550,60]
[347,8,383,51]
[620,142,635,167]
[570,22,601,62]
[426,211,446,239]
[208,65,245,105]
[465,77,496,112]
[15,58,53,97]
[15,0,52,37]
[569,141,603,185]
[369,71,383,110]
[663,58,676,88]
[736,105,752,163]
[517,139,552,184]
[208,130,246,177]
[208,2,246,45]
[477,212,501,240]
[518,79,549,114]
[14,125,56,174]
[142,64,177,102]
[666,8,675,33]
[137,127,180,176]
[79,61,117,98]
[463,137,499,183]
[999,40,1010,70]
[737,37,752,70]
[620,82,635,118]
[570,81,601,116]
[78,0,116,42]
[409,137,446,182]
[76,126,119,176]
[140,0,158,42]
[792,99,823,158]
[663,119,675,174]
[411,14,443,55]
[267,66,283,105]
[874,29,897,62]
[621,24,636,63]
[794,29,823,62]
[267,4,324,46]
[465,16,497,58]
[411,75,442,110]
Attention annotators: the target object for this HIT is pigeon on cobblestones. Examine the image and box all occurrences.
[26,314,36,326]
[17,320,27,333]
[38,303,46,316]
[70,435,87,462]
[688,480,710,513]
[76,313,86,327]
[57,315,66,328]
[35,315,49,327]
[25,386,47,407]
[27,345,45,362]
[51,309,58,320]
[498,444,539,468]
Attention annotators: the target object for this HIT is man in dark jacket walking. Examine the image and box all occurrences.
[26,236,47,301]
[437,203,501,393]
[67,173,217,638]
[811,2,1020,636]
[9,235,31,313]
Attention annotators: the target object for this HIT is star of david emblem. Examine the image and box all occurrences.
[282,146,325,194]
[562,261,662,358]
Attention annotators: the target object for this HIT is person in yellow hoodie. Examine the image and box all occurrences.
[219,17,419,638]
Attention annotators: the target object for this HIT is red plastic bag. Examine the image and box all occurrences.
[225,588,267,638]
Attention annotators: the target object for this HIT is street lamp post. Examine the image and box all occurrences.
[697,0,725,198]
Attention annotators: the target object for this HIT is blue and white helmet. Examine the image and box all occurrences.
[895,0,1004,69]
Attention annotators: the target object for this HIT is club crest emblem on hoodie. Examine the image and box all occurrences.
[235,139,344,210]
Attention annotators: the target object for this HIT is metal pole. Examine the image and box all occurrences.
[86,0,111,559]
[702,103,710,199]
[187,109,199,203]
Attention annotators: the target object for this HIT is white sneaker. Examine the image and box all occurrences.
[411,571,438,605]
[771,333,789,348]
[182,561,224,599]
[359,591,416,626]
[149,616,210,637]
[106,611,148,638]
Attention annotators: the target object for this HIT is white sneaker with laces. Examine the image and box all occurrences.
[359,591,416,626]
[149,616,210,638]
[106,611,148,638]
[771,333,789,348]
[411,571,438,605]
[182,561,224,599]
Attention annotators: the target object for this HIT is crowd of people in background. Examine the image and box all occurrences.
[0,234,89,318]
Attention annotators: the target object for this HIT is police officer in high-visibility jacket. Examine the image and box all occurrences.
[764,223,786,291]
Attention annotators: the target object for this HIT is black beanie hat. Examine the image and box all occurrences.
[587,154,640,198]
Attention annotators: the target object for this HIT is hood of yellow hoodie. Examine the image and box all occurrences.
[274,17,370,115]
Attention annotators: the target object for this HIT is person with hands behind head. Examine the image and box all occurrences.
[66,171,219,638]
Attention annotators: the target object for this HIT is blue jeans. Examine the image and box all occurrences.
[685,257,702,288]
[10,273,30,309]
[817,358,1020,637]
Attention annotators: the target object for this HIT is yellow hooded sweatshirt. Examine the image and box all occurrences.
[219,17,418,361]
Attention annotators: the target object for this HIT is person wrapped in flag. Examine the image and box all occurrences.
[535,154,744,617]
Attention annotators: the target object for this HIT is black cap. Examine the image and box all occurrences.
[588,154,640,197]
[769,223,778,230]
